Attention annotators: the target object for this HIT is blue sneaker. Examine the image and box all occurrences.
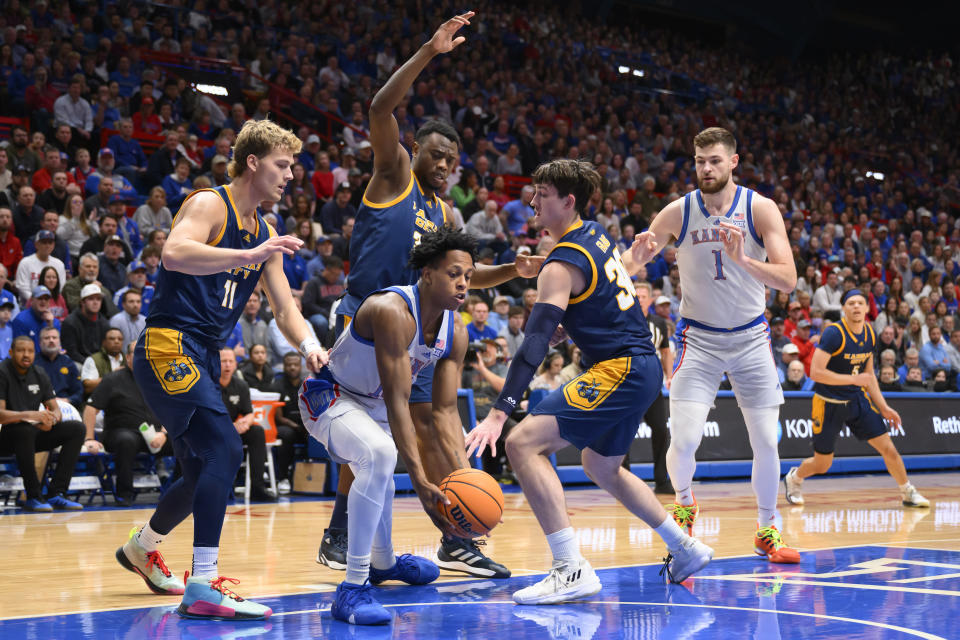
[369,554,439,586]
[331,581,390,625]
[47,493,83,510]
[22,497,53,512]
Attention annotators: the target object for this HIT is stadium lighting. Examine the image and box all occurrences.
[866,171,885,181]
[194,83,229,96]
[618,66,631,74]
[632,69,645,77]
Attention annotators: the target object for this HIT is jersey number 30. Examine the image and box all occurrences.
[605,250,635,310]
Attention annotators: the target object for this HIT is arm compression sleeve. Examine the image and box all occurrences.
[492,302,565,414]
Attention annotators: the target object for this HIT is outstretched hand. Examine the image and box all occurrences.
[249,235,304,263]
[465,411,507,458]
[427,12,474,55]
[515,253,545,278]
[629,231,659,267]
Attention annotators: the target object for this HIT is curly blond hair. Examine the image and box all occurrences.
[228,119,303,179]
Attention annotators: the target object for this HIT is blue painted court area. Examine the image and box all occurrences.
[4,545,958,639]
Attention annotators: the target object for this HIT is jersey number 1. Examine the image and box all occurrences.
[712,250,726,280]
[221,279,238,309]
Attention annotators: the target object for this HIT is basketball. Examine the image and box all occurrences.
[438,469,504,537]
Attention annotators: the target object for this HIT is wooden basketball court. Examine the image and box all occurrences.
[1,471,959,638]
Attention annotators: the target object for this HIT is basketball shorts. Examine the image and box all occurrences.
[531,353,661,457]
[811,392,888,454]
[335,311,433,404]
[671,317,784,408]
[133,327,231,439]
[298,369,391,464]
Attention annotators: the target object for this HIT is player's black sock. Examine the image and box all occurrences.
[329,493,349,530]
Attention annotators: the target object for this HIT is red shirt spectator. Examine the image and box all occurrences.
[792,319,817,374]
[133,97,163,136]
[0,208,23,278]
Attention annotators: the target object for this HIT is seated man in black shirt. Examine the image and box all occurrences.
[84,341,174,506]
[218,348,276,502]
[0,336,86,511]
[273,351,307,494]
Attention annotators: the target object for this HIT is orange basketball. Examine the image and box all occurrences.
[438,468,504,537]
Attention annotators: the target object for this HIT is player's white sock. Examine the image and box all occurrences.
[345,553,371,585]
[191,546,219,580]
[666,400,711,504]
[370,477,396,571]
[546,527,582,565]
[136,522,165,552]
[654,515,687,552]
[742,405,782,527]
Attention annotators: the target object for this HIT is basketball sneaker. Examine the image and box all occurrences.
[317,527,347,570]
[116,526,185,595]
[47,493,83,510]
[177,573,272,620]
[754,525,801,564]
[21,497,53,512]
[667,500,699,535]
[783,467,804,505]
[512,558,601,605]
[368,554,439,585]
[659,537,714,584]
[330,581,391,626]
[435,537,511,578]
[901,483,930,508]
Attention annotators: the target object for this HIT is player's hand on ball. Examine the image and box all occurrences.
[465,413,505,458]
[427,12,474,55]
[415,481,457,536]
[515,253,546,278]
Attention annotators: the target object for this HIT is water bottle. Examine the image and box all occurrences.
[139,422,162,454]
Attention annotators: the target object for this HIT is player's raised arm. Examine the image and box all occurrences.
[621,199,682,276]
[366,12,474,197]
[163,191,303,276]
[718,195,797,292]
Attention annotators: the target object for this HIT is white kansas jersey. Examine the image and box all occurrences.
[675,186,767,328]
[320,284,454,399]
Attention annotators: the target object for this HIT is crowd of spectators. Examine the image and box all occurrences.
[0,0,957,505]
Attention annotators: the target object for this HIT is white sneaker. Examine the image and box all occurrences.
[277,479,291,495]
[512,558,601,605]
[784,467,804,505]
[661,537,713,584]
[901,484,929,508]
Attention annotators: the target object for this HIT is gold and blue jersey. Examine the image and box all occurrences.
[813,319,876,401]
[543,219,655,366]
[339,170,448,318]
[146,185,274,347]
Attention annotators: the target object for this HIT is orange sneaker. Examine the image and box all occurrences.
[667,500,699,536]
[754,525,800,564]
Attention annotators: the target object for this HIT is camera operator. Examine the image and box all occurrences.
[461,338,515,479]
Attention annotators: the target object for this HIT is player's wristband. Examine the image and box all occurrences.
[492,302,564,414]
[299,337,323,357]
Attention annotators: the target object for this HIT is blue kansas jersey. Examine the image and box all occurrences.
[147,185,274,347]
[813,319,876,401]
[544,219,655,366]
[339,170,447,318]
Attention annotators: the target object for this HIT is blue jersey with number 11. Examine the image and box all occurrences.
[147,185,274,346]
[544,219,655,367]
